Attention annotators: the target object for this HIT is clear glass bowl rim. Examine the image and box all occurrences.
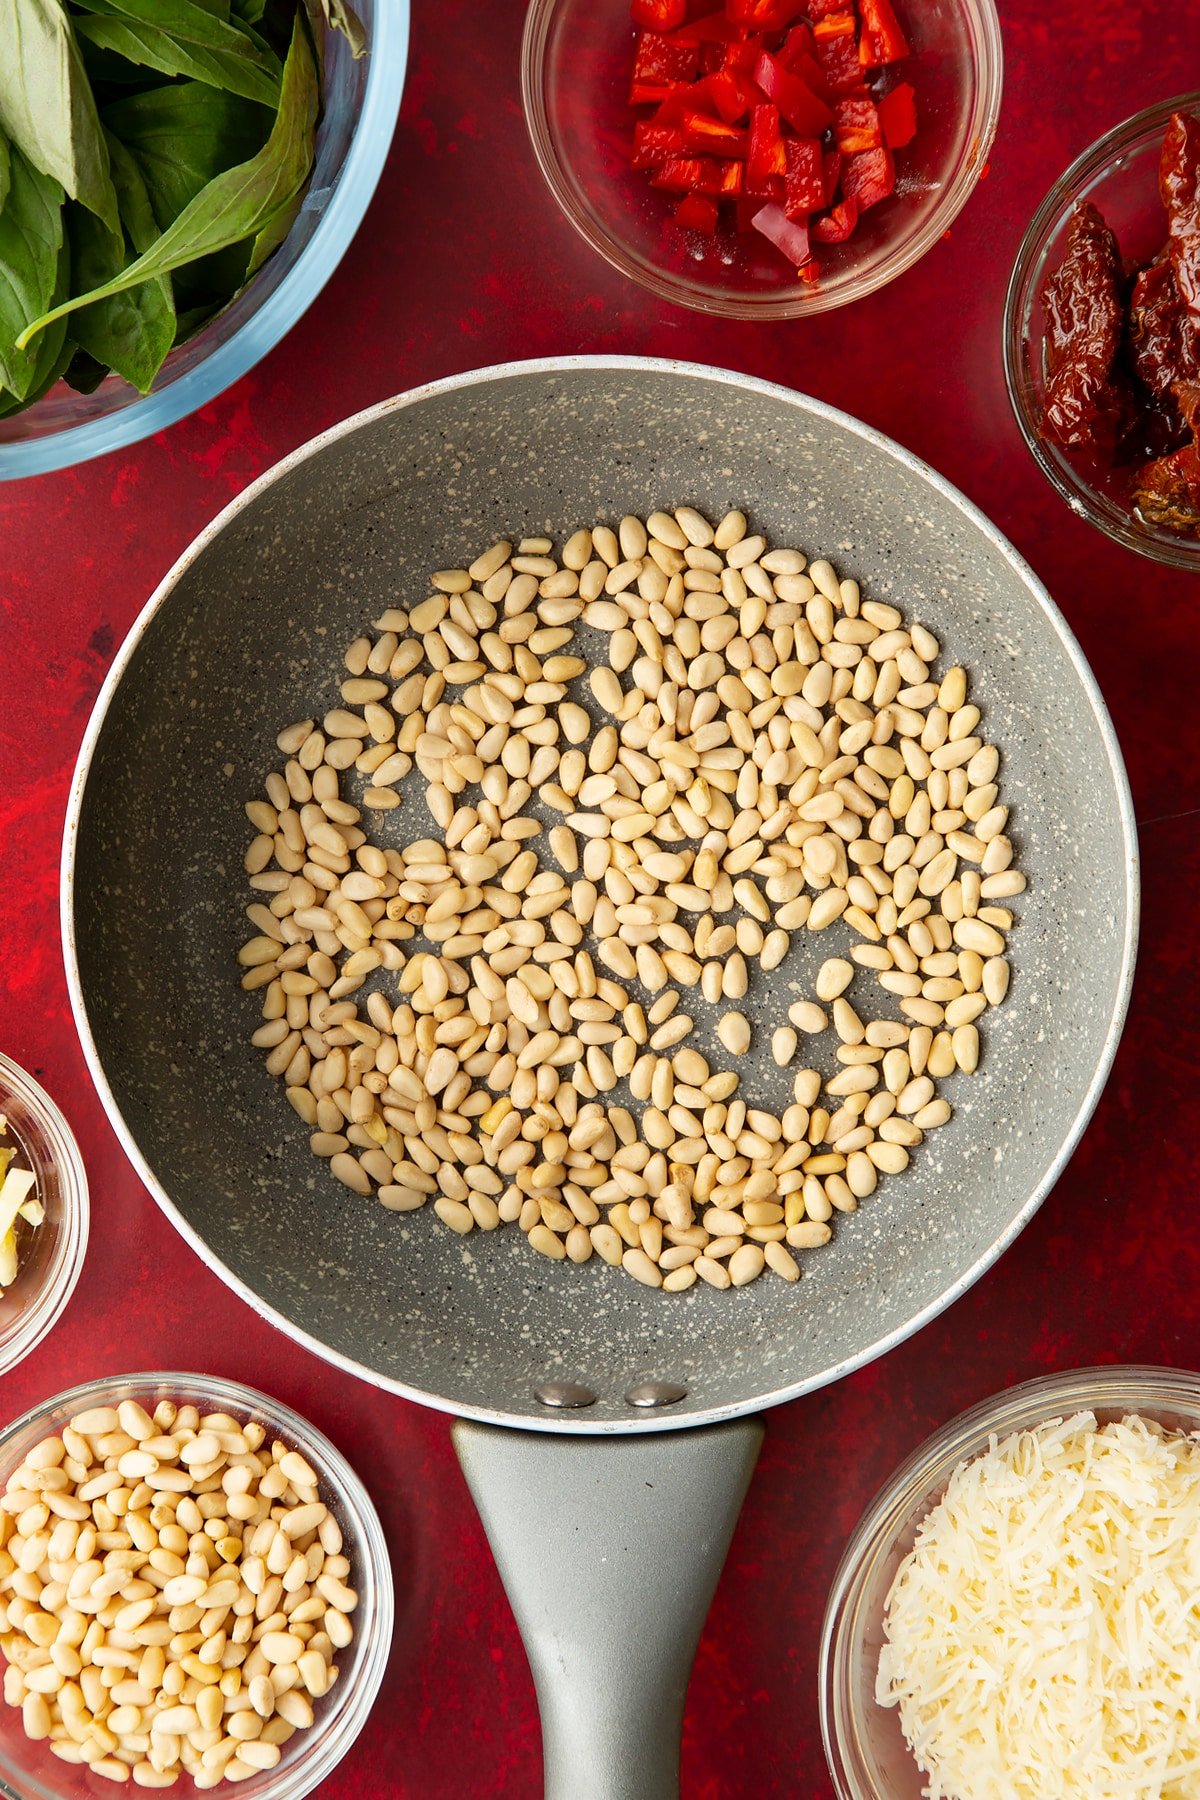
[0,1369,395,1800]
[819,1362,1200,1798]
[0,1049,90,1377]
[0,1,411,482]
[520,0,1005,319]
[1002,88,1200,571]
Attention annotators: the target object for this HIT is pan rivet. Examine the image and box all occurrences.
[625,1381,688,1409]
[534,1382,597,1409]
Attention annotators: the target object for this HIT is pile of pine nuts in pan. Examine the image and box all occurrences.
[240,506,1024,1293]
[0,1399,355,1783]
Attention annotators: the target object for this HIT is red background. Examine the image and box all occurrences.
[2,1,1199,1794]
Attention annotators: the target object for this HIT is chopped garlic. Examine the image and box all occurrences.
[879,1412,1200,1800]
[0,1114,41,1293]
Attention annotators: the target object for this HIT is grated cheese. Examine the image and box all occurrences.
[877,1412,1200,1800]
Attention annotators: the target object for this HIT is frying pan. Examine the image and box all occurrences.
[63,358,1138,1797]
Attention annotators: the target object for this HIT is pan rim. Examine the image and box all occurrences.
[60,353,1141,1434]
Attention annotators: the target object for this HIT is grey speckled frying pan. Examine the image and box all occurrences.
[63,359,1137,1798]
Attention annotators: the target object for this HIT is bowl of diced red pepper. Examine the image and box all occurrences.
[1004,91,1200,567]
[521,0,1003,316]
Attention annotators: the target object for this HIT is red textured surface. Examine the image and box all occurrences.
[1,2,1198,1794]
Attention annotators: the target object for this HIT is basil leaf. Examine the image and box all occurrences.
[0,146,65,399]
[104,82,272,230]
[232,0,266,20]
[105,129,163,256]
[72,0,283,108]
[0,0,119,232]
[68,138,174,392]
[68,206,173,392]
[308,0,366,56]
[245,185,302,277]
[0,132,10,215]
[0,225,71,413]
[18,11,318,349]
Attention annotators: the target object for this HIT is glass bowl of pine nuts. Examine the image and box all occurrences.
[0,1372,393,1798]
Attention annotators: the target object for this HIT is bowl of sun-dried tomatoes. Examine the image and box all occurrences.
[522,0,1003,318]
[1004,92,1200,566]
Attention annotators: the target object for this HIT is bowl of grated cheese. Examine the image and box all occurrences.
[820,1365,1200,1800]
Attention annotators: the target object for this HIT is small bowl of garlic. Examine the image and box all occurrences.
[0,1051,89,1377]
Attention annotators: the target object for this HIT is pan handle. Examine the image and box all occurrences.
[453,1416,764,1800]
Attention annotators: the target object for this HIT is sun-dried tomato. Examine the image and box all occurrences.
[1160,111,1200,320]
[1132,439,1200,534]
[1042,202,1127,449]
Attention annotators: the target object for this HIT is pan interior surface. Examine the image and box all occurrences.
[68,363,1135,1429]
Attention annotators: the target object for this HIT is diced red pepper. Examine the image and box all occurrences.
[674,192,720,231]
[776,21,815,67]
[747,102,788,189]
[665,7,734,41]
[632,30,698,86]
[834,95,882,154]
[753,51,833,135]
[652,83,698,122]
[822,147,842,202]
[722,37,761,75]
[810,11,856,41]
[878,81,917,148]
[651,154,743,195]
[858,0,910,66]
[696,39,725,71]
[728,0,807,28]
[631,0,686,29]
[783,137,824,218]
[633,121,689,166]
[706,66,759,122]
[841,143,895,210]
[811,197,859,241]
[751,200,814,270]
[805,0,850,18]
[679,109,749,156]
[811,11,862,94]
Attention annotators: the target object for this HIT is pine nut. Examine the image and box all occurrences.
[0,1400,354,1780]
[241,511,1022,1301]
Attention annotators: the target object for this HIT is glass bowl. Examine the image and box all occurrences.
[521,0,1003,318]
[820,1364,1200,1798]
[0,1370,394,1800]
[1003,92,1200,569]
[0,0,410,482]
[0,1051,89,1377]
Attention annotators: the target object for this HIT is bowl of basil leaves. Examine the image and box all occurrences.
[0,0,408,479]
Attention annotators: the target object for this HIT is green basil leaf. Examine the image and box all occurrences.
[0,131,10,215]
[245,184,302,277]
[68,137,174,392]
[308,0,365,56]
[0,225,71,413]
[104,129,161,255]
[68,207,173,392]
[232,0,266,21]
[171,300,217,342]
[0,146,66,399]
[72,0,282,108]
[103,82,272,230]
[0,0,119,232]
[18,11,317,349]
